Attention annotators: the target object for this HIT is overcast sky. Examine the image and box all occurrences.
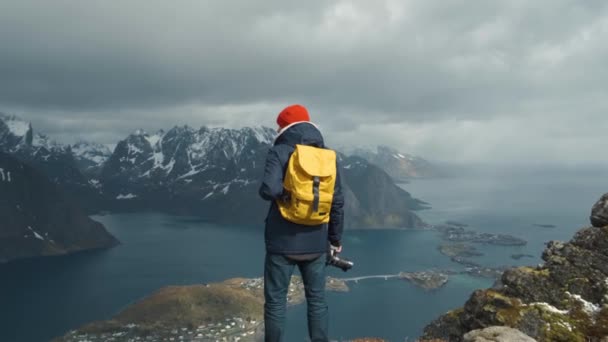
[1,0,607,163]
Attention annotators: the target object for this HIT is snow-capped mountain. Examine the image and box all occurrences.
[346,145,440,182]
[100,125,277,216]
[71,141,112,176]
[0,113,102,211]
[1,112,427,229]
[0,152,118,263]
[0,112,34,152]
[103,126,274,185]
[100,126,426,228]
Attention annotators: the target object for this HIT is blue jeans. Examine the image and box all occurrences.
[264,253,329,342]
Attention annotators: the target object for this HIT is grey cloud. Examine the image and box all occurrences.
[0,0,607,162]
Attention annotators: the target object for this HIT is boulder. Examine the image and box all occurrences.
[591,193,608,227]
[464,326,537,342]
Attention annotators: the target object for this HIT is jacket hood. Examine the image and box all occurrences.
[273,122,324,148]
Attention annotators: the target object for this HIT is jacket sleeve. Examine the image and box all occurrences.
[328,162,344,245]
[258,148,286,201]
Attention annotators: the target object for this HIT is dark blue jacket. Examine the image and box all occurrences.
[259,122,344,255]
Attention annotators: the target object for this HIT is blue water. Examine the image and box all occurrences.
[1,169,606,342]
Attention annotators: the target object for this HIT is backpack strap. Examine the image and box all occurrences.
[312,176,320,212]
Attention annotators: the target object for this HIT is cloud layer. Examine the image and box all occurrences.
[1,0,607,163]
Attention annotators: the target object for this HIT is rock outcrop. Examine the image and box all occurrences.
[591,193,608,228]
[422,200,608,341]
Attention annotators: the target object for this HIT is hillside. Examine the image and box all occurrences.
[0,152,118,263]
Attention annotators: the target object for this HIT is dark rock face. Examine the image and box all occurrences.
[591,193,608,227]
[422,224,608,341]
[0,152,118,263]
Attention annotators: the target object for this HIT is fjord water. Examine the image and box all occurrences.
[1,168,607,342]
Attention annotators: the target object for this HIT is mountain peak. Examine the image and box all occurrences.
[343,145,438,181]
[32,133,64,151]
[0,113,33,142]
[132,129,148,136]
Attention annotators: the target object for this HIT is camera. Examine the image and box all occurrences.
[326,247,354,272]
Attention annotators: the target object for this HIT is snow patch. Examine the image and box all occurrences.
[177,168,202,180]
[221,184,230,194]
[127,143,143,155]
[252,127,274,144]
[27,226,45,241]
[0,168,11,182]
[556,321,573,332]
[72,142,112,165]
[145,133,162,147]
[5,118,30,137]
[149,151,165,169]
[203,192,214,200]
[116,193,137,200]
[529,302,569,315]
[343,164,352,169]
[567,292,601,315]
[162,158,176,174]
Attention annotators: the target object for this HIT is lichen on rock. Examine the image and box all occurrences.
[422,224,608,342]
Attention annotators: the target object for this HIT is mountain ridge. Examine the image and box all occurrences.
[0,113,427,229]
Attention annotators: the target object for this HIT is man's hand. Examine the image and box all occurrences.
[330,244,343,254]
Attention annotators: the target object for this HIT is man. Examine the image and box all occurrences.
[259,104,344,342]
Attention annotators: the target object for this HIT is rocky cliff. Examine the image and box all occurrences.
[0,152,119,263]
[422,194,608,341]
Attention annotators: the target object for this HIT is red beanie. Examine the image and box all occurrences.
[277,104,310,129]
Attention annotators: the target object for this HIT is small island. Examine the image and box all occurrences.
[399,271,449,291]
[438,243,483,258]
[433,224,527,246]
[532,223,557,229]
[511,253,535,260]
[445,220,468,228]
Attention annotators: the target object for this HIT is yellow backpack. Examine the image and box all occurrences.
[278,144,337,225]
